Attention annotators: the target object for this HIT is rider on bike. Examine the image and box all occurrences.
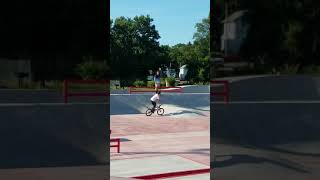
[150,90,161,113]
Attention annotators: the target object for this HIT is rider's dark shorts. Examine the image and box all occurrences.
[151,101,156,107]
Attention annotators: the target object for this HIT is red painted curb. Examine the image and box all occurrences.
[128,86,183,94]
[63,79,110,103]
[132,168,210,179]
[211,80,229,103]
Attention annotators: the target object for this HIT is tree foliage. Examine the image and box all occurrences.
[212,0,320,74]
[110,14,210,82]
[236,0,320,67]
[110,15,163,79]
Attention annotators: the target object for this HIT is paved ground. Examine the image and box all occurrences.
[0,166,109,180]
[0,85,209,180]
[110,92,210,179]
[2,75,320,179]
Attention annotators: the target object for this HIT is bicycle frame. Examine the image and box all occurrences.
[147,104,162,110]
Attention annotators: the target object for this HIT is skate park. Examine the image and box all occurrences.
[212,75,320,180]
[1,75,320,179]
[110,86,210,179]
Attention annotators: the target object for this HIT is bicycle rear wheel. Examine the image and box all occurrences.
[157,108,164,115]
[146,109,153,116]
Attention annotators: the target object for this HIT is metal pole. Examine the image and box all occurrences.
[63,80,68,103]
[225,1,228,56]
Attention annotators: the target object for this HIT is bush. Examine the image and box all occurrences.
[133,79,145,87]
[166,77,176,86]
[160,78,166,86]
[74,56,109,80]
[120,79,134,88]
[197,68,206,82]
[147,81,155,87]
[302,65,320,75]
[280,64,300,74]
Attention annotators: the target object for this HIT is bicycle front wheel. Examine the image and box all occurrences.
[146,109,153,116]
[157,108,164,115]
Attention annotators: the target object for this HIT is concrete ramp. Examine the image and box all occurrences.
[110,93,210,116]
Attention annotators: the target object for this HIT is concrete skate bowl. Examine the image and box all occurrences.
[110,93,210,116]
[0,103,109,169]
[211,75,320,155]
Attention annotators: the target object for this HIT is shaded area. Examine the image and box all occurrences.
[239,144,320,157]
[0,165,109,180]
[213,154,310,174]
[211,76,320,179]
[0,103,108,169]
[212,103,320,149]
[0,127,102,169]
[212,75,320,101]
[0,89,109,103]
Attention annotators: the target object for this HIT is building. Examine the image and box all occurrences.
[221,10,249,56]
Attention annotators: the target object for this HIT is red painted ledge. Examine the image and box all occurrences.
[132,168,210,179]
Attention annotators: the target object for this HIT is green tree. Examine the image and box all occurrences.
[110,15,162,79]
[193,15,210,81]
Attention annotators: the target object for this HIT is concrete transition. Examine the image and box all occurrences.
[110,93,210,116]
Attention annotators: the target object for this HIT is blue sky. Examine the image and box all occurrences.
[111,0,210,46]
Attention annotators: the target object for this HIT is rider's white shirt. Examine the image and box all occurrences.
[150,94,159,102]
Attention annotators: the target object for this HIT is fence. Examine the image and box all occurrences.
[211,80,230,103]
[110,130,120,153]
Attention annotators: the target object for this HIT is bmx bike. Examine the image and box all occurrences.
[145,104,164,116]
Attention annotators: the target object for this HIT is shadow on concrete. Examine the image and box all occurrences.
[0,127,104,169]
[239,144,320,157]
[0,103,108,169]
[213,75,320,101]
[213,154,310,174]
[113,148,210,157]
[212,103,320,149]
[163,110,207,117]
